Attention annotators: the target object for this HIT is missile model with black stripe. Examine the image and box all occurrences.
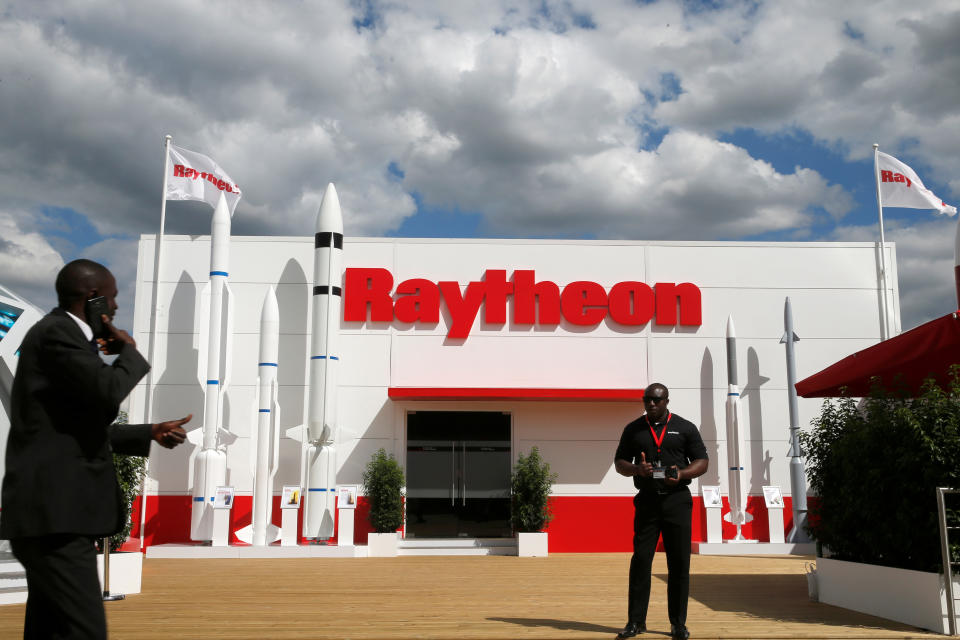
[781,297,810,543]
[724,315,751,541]
[303,183,342,541]
[189,193,232,542]
[236,287,281,546]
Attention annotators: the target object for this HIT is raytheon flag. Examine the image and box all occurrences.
[166,144,242,215]
[877,151,957,215]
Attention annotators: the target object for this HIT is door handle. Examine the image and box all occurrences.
[461,441,466,506]
[451,440,455,506]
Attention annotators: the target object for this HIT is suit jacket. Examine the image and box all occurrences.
[1,308,153,539]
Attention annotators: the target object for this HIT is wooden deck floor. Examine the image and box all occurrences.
[0,553,941,639]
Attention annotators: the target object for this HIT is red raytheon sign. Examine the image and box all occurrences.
[344,268,702,339]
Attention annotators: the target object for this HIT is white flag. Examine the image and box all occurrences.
[877,151,956,215]
[166,144,242,215]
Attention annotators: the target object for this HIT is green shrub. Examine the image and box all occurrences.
[362,448,405,533]
[800,369,960,572]
[510,447,557,533]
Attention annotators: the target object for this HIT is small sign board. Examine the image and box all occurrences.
[281,485,301,509]
[701,485,722,509]
[762,485,784,508]
[213,486,234,509]
[337,485,358,509]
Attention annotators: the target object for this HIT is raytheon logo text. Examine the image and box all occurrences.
[344,268,702,339]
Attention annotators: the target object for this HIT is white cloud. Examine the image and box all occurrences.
[830,216,958,331]
[0,210,64,311]
[1,0,958,330]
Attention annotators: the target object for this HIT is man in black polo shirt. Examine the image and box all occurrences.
[614,383,708,640]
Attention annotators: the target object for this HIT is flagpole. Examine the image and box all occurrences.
[146,134,171,422]
[139,134,172,546]
[873,143,891,340]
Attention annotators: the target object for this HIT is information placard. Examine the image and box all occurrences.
[762,485,784,508]
[701,485,722,509]
[281,485,301,509]
[337,485,358,509]
[213,486,234,509]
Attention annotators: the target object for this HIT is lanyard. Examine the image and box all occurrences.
[646,412,672,460]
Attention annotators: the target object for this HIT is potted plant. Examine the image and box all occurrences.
[362,448,405,557]
[511,447,557,557]
[94,411,146,594]
[800,372,960,633]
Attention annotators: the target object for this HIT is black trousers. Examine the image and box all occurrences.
[11,534,106,640]
[628,487,693,627]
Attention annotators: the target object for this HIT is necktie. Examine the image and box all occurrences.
[89,338,100,354]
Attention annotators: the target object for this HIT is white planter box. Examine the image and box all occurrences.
[96,551,143,595]
[817,557,959,633]
[367,532,398,557]
[517,532,548,557]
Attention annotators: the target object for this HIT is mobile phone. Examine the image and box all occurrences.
[84,296,110,339]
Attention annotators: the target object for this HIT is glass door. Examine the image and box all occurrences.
[406,411,512,538]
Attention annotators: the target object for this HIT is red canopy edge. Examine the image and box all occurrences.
[796,311,960,398]
[388,387,645,401]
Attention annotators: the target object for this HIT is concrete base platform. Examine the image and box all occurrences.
[399,538,517,556]
[694,541,816,555]
[146,544,363,559]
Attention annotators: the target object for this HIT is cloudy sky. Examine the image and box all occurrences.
[2,0,958,333]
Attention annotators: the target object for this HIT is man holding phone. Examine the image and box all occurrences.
[1,259,190,639]
[614,383,709,640]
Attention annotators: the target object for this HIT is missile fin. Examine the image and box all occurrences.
[195,282,211,385]
[219,282,234,391]
[265,524,281,543]
[248,378,260,471]
[284,424,306,443]
[234,524,254,544]
[186,427,203,446]
[270,378,281,476]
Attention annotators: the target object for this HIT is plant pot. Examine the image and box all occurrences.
[817,557,959,633]
[517,532,548,557]
[96,551,143,595]
[367,532,399,557]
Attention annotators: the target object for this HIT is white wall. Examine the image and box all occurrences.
[130,236,898,500]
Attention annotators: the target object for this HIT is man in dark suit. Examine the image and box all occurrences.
[1,259,190,639]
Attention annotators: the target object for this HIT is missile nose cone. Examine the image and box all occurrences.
[213,192,230,226]
[726,314,735,339]
[316,183,343,234]
[261,286,279,325]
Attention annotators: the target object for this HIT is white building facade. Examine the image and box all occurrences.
[129,236,898,551]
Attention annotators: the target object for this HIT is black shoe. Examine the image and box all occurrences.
[670,624,690,639]
[616,621,645,638]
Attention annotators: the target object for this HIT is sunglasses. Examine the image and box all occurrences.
[643,396,667,403]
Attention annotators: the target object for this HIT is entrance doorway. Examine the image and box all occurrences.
[406,411,512,538]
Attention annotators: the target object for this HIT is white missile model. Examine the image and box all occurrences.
[236,288,282,546]
[189,193,233,542]
[781,297,810,543]
[954,216,960,308]
[303,183,343,541]
[724,315,752,541]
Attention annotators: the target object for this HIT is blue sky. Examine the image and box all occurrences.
[1,0,958,332]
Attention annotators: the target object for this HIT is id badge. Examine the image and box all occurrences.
[652,460,666,480]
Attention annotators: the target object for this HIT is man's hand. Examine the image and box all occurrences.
[152,414,191,449]
[664,465,681,487]
[97,314,136,355]
[636,452,653,478]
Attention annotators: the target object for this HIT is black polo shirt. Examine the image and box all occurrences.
[615,412,708,491]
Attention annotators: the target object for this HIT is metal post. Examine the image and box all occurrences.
[938,488,957,635]
[101,538,125,601]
